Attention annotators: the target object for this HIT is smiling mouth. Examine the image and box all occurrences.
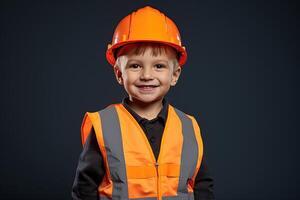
[137,85,159,88]
[136,85,159,92]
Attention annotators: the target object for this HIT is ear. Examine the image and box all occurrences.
[113,66,123,85]
[170,66,182,86]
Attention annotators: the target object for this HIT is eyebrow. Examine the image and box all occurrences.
[127,59,168,64]
[127,59,142,63]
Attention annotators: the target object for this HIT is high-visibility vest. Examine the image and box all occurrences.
[81,103,203,200]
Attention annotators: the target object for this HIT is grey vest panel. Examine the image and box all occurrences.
[174,108,199,194]
[163,192,194,200]
[99,106,128,199]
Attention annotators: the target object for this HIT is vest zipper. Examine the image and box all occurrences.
[155,162,161,200]
[118,104,171,200]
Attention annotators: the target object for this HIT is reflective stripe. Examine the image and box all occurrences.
[99,195,157,200]
[163,192,194,200]
[174,108,198,194]
[99,106,128,199]
[100,194,193,200]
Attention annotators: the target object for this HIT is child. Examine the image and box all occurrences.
[72,6,215,200]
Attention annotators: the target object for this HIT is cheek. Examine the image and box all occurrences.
[160,72,173,83]
[122,72,136,84]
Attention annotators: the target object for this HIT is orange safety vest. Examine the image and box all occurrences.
[81,103,203,200]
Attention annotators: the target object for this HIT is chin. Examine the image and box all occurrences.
[132,96,163,104]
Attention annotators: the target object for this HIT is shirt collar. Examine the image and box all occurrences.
[122,96,169,124]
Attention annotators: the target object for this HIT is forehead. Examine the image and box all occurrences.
[126,49,175,63]
[116,43,178,60]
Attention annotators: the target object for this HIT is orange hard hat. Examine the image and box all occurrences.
[106,6,187,67]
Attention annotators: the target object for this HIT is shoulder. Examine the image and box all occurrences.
[80,103,122,145]
[81,103,122,128]
[169,105,203,140]
[169,104,199,124]
[83,103,122,116]
[169,104,202,128]
[169,104,196,119]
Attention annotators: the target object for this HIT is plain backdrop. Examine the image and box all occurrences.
[1,0,299,199]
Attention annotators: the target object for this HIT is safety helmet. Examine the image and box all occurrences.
[106,6,187,67]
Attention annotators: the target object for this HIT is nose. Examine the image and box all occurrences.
[140,67,153,80]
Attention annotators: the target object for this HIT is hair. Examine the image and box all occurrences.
[114,42,180,71]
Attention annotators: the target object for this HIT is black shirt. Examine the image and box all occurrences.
[72,97,215,200]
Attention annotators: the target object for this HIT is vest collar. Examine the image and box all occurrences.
[121,96,169,124]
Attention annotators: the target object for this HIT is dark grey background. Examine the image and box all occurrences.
[1,0,299,199]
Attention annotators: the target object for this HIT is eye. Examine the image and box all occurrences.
[128,64,141,70]
[154,64,166,69]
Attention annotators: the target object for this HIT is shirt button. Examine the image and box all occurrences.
[149,137,156,143]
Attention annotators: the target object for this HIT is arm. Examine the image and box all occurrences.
[193,154,215,200]
[72,128,105,200]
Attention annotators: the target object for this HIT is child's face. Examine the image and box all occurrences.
[114,47,181,104]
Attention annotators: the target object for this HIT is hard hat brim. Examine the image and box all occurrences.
[106,40,187,67]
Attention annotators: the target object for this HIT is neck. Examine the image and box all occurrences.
[127,97,163,120]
